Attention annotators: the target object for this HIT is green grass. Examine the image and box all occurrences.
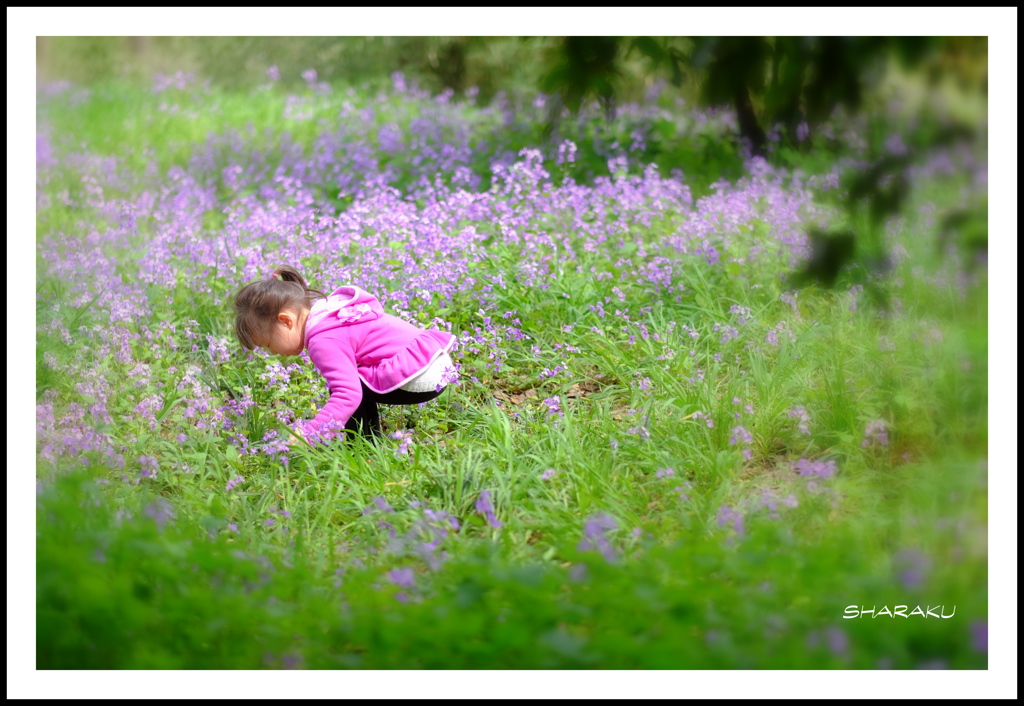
[34,79,988,670]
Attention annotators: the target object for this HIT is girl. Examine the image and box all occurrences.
[234,265,457,444]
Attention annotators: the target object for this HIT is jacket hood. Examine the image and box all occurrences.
[304,285,384,346]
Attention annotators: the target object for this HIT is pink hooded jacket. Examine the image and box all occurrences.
[301,285,455,437]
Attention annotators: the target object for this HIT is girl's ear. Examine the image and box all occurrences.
[278,311,294,328]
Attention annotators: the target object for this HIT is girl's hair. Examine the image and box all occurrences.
[234,265,327,350]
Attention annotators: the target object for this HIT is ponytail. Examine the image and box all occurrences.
[273,265,310,289]
[270,264,327,301]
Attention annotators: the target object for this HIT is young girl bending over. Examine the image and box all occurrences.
[234,265,456,443]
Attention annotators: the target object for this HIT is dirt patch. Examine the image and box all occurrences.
[493,388,539,406]
[738,462,797,484]
[566,380,602,399]
[491,376,606,407]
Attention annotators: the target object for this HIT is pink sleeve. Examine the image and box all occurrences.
[303,331,363,438]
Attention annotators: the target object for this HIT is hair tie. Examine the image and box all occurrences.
[271,273,279,279]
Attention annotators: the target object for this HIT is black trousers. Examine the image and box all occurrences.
[345,382,443,440]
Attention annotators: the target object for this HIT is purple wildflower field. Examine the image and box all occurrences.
[30,57,993,675]
[35,69,880,466]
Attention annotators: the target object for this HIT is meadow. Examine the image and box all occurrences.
[34,69,989,670]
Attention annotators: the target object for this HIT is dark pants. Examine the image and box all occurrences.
[345,382,443,440]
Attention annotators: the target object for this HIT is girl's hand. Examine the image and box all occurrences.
[288,428,309,448]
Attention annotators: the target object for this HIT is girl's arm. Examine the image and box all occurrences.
[302,332,363,439]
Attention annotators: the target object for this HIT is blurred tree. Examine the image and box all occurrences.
[536,36,949,156]
[926,36,988,94]
[690,37,772,156]
[789,229,858,289]
[435,37,469,93]
[540,36,621,117]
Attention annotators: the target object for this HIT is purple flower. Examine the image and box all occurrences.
[788,406,811,435]
[474,490,493,514]
[793,458,837,480]
[390,429,414,455]
[655,468,675,479]
[556,139,578,166]
[697,240,719,266]
[475,490,502,528]
[780,291,800,316]
[692,411,715,429]
[796,122,810,142]
[543,396,563,418]
[729,425,753,446]
[578,512,619,563]
[633,376,653,393]
[807,627,849,659]
[226,475,244,492]
[415,540,445,571]
[970,620,988,653]
[713,323,740,344]
[266,65,280,81]
[301,68,318,83]
[728,305,751,326]
[387,567,415,589]
[716,504,745,537]
[372,496,394,513]
[541,468,556,481]
[626,426,650,441]
[673,482,693,502]
[884,133,908,156]
[893,549,930,591]
[825,626,849,657]
[862,419,889,448]
[765,322,795,346]
[423,507,460,531]
[143,498,175,531]
[138,455,159,479]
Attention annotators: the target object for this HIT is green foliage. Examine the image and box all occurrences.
[36,459,987,669]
